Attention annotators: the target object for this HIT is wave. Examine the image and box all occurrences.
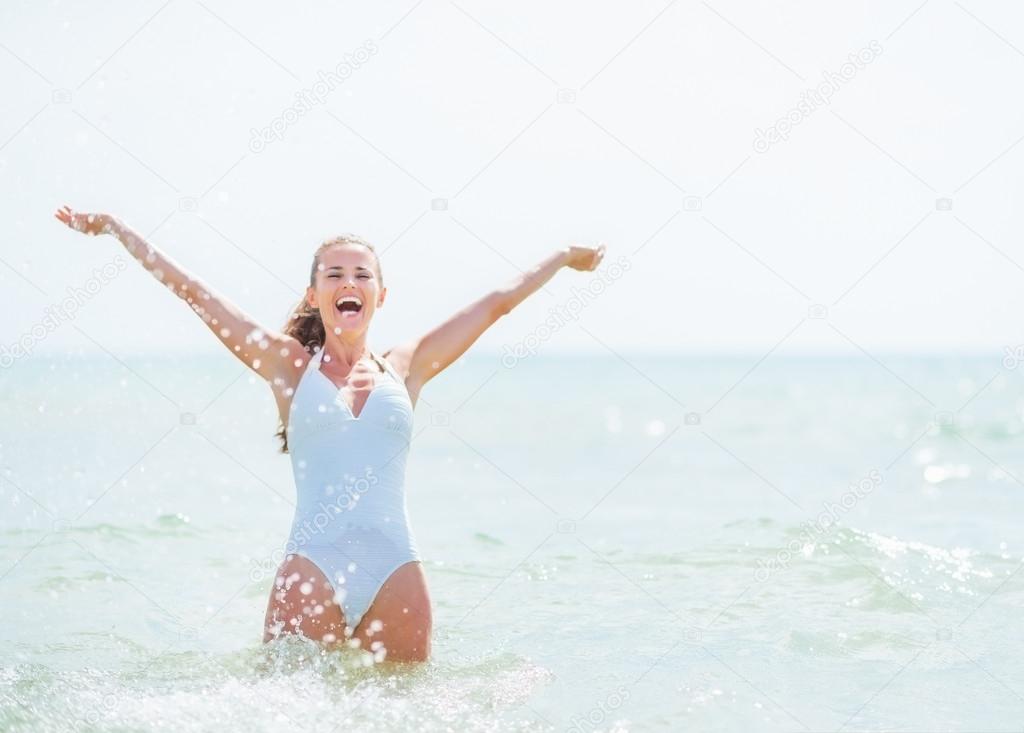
[0,514,206,546]
[0,637,553,733]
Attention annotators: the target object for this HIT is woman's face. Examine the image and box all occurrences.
[306,243,385,338]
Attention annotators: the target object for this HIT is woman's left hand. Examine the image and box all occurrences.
[564,243,606,272]
[54,205,118,236]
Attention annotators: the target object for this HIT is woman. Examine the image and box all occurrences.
[54,205,606,663]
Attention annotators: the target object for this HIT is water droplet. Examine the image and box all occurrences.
[645,419,665,437]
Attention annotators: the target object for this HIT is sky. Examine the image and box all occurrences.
[3,0,1024,358]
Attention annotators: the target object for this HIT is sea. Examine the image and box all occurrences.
[2,351,1023,732]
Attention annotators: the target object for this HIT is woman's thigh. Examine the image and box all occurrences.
[353,561,432,662]
[263,553,347,643]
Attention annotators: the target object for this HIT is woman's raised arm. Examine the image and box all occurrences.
[386,244,606,401]
[54,206,302,384]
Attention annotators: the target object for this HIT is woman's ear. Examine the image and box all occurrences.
[305,286,317,310]
[377,286,387,308]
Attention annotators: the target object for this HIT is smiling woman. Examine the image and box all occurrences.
[53,204,606,664]
[275,234,388,450]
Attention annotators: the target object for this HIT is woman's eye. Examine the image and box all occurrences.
[358,274,370,279]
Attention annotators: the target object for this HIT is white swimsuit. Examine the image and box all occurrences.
[283,345,420,631]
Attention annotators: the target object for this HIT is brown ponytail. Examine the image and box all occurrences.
[274,234,383,453]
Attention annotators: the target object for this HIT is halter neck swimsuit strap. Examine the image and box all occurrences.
[374,353,405,384]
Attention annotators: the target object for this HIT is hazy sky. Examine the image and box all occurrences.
[3,0,1024,358]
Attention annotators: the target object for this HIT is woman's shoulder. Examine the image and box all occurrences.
[380,342,414,380]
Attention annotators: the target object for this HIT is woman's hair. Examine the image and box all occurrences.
[274,234,383,453]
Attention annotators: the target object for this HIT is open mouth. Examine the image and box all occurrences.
[335,295,363,318]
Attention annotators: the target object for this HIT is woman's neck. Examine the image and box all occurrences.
[320,333,372,373]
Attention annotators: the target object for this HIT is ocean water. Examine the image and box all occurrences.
[2,351,1023,732]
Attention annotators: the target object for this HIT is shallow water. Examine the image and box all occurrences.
[3,352,1024,731]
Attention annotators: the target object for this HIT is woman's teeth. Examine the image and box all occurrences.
[335,296,363,317]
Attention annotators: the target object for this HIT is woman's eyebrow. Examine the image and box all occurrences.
[324,265,371,272]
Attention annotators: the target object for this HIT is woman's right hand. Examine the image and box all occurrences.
[54,205,118,236]
[564,243,607,272]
